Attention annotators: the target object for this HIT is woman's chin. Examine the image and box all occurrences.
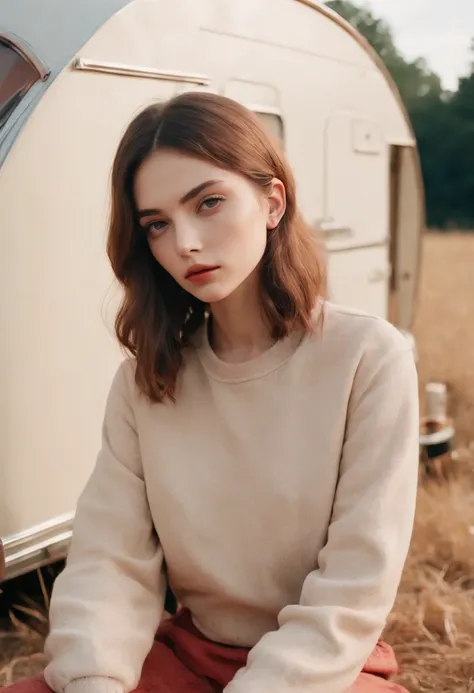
[187,283,233,304]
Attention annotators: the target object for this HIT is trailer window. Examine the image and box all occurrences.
[255,112,284,149]
[0,38,41,126]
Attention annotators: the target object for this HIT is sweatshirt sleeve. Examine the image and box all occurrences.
[43,361,166,693]
[224,343,419,693]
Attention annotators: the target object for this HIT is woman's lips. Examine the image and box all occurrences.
[185,265,220,285]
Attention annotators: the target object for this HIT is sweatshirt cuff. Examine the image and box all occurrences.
[65,677,125,693]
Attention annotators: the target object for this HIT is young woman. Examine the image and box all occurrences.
[5,92,419,693]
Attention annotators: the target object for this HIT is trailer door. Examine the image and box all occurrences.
[321,112,391,319]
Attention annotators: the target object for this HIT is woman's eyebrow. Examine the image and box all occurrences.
[138,179,223,219]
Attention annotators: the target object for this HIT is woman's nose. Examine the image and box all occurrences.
[174,220,203,257]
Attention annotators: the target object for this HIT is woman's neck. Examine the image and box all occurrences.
[209,274,275,364]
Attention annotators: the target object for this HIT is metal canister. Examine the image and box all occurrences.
[425,382,448,422]
[420,382,454,461]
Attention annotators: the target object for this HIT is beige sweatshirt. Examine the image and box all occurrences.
[43,301,419,693]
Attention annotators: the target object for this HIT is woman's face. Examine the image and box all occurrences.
[134,148,285,304]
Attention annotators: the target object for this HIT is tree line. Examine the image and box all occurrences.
[326,1,474,230]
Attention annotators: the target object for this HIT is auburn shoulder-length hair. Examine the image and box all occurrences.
[107,92,326,403]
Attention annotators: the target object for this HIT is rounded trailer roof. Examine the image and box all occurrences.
[0,0,132,165]
[0,0,418,166]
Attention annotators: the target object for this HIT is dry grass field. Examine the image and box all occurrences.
[1,232,474,691]
[414,233,474,448]
[385,232,474,693]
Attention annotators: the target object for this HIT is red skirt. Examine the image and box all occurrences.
[3,608,407,693]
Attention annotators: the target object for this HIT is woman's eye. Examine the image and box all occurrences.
[200,196,224,211]
[147,221,168,237]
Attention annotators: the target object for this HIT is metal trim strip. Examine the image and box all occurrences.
[1,513,74,581]
[72,58,211,86]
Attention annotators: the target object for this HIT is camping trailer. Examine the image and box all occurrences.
[0,0,424,581]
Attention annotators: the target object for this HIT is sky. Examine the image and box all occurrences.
[361,0,474,90]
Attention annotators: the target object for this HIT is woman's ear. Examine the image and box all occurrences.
[267,178,286,230]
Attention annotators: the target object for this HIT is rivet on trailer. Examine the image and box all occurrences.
[0,0,425,582]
